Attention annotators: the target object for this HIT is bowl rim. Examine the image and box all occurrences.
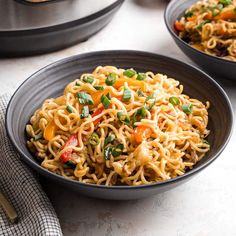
[164,0,236,65]
[0,0,124,34]
[5,50,234,190]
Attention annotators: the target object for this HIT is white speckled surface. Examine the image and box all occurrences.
[1,0,236,235]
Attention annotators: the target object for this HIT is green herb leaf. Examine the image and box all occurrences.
[80,106,89,119]
[104,134,116,146]
[66,105,73,113]
[77,92,94,105]
[123,69,137,78]
[182,104,193,114]
[112,144,124,157]
[169,96,180,106]
[117,112,130,125]
[89,132,100,146]
[136,73,146,81]
[104,146,112,160]
[122,87,131,102]
[106,73,117,86]
[82,76,94,84]
[101,94,111,109]
[94,85,104,91]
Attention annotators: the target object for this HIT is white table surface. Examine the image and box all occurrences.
[1,1,236,235]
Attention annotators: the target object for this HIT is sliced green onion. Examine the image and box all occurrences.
[34,132,43,141]
[82,76,94,84]
[182,104,193,114]
[137,89,145,97]
[195,20,210,30]
[75,81,80,86]
[77,92,94,105]
[184,11,193,18]
[145,93,156,110]
[66,105,73,113]
[89,132,100,146]
[219,0,232,7]
[65,160,76,169]
[137,107,147,118]
[106,93,112,100]
[112,144,124,157]
[104,146,112,160]
[104,134,116,146]
[145,93,156,102]
[136,73,146,81]
[94,85,104,91]
[169,96,180,106]
[105,73,117,86]
[80,106,89,119]
[203,140,210,145]
[117,112,130,125]
[234,7,236,13]
[122,87,131,102]
[101,94,110,109]
[123,69,137,78]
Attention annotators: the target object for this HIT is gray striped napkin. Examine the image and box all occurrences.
[0,93,62,236]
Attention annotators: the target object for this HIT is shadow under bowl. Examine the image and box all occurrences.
[164,0,236,81]
[6,50,234,200]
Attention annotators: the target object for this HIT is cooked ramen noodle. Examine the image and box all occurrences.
[26,66,210,186]
[175,0,236,61]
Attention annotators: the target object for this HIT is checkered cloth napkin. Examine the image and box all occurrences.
[0,93,62,236]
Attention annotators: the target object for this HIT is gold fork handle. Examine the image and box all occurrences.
[0,192,18,223]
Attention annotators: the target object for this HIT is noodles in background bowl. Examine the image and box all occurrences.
[175,0,236,61]
[26,66,210,186]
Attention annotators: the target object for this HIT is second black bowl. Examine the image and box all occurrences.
[6,50,234,200]
[164,0,236,81]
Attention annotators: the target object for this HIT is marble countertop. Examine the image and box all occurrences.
[1,0,236,235]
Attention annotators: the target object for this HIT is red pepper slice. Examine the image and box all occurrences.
[92,107,104,126]
[60,134,78,163]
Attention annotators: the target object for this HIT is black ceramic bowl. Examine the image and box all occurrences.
[164,0,236,81]
[6,50,233,200]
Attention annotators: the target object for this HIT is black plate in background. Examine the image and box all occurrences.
[0,0,124,57]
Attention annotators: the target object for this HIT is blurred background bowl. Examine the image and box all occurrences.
[164,0,236,81]
[6,50,234,200]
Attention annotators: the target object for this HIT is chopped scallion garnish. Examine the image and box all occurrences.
[65,160,76,169]
[89,132,100,146]
[82,76,94,84]
[122,87,131,102]
[203,140,210,145]
[219,0,232,7]
[184,11,193,18]
[112,144,124,157]
[195,20,210,30]
[182,104,193,114]
[34,132,43,141]
[137,89,145,97]
[123,69,137,78]
[94,85,104,91]
[80,106,89,119]
[169,96,180,106]
[117,112,130,125]
[136,73,146,81]
[104,146,112,160]
[77,92,94,105]
[105,73,117,86]
[101,94,110,109]
[66,105,73,113]
[75,81,80,86]
[104,134,116,146]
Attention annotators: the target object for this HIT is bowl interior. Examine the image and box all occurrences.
[6,50,233,187]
